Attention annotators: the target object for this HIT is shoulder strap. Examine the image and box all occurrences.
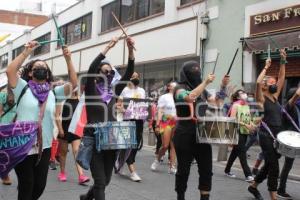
[17,85,29,107]
[1,104,15,118]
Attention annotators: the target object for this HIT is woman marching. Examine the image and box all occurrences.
[173,60,229,200]
[55,89,90,184]
[6,41,77,200]
[79,36,135,200]
[151,81,177,174]
[248,49,287,200]
[224,89,255,182]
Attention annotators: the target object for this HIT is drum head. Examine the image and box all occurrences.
[277,131,300,148]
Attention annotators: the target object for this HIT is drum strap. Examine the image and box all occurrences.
[296,106,300,128]
[261,121,276,140]
[279,104,300,132]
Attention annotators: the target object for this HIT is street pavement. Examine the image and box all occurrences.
[1,144,300,200]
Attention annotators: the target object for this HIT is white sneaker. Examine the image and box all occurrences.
[151,159,160,171]
[168,166,177,175]
[225,172,236,178]
[130,172,141,182]
[117,167,126,176]
[245,176,254,182]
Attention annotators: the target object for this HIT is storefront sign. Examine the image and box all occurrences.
[250,4,300,36]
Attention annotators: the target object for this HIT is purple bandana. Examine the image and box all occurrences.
[0,121,38,178]
[96,82,113,104]
[28,80,51,104]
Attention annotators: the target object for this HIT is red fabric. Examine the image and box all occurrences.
[74,105,87,137]
[50,139,59,161]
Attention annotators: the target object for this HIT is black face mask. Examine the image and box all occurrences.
[33,68,48,81]
[131,78,140,86]
[268,84,278,94]
[180,61,202,89]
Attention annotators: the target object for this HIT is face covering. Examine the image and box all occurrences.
[247,97,255,102]
[268,84,278,94]
[28,80,51,104]
[32,67,48,81]
[180,61,202,89]
[240,93,248,101]
[131,78,140,86]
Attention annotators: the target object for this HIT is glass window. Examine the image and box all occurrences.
[101,1,121,32]
[181,0,199,6]
[58,13,93,47]
[101,0,165,32]
[82,14,92,40]
[0,53,8,69]
[12,46,25,60]
[149,0,164,15]
[32,33,51,56]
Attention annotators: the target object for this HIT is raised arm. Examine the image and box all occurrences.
[85,37,119,96]
[62,47,78,97]
[183,74,215,103]
[6,41,38,88]
[207,75,230,105]
[255,59,271,108]
[115,37,135,96]
[274,49,287,99]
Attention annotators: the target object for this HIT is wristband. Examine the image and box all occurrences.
[280,59,288,65]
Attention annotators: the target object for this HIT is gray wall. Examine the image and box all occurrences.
[203,0,263,92]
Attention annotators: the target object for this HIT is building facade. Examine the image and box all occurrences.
[0,0,206,97]
[203,0,300,100]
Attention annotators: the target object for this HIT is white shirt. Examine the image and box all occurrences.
[120,86,146,99]
[157,93,176,117]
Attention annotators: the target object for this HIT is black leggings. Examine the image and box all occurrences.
[225,134,252,177]
[90,149,116,200]
[173,128,213,194]
[278,156,294,193]
[126,120,144,165]
[255,131,280,191]
[14,148,51,200]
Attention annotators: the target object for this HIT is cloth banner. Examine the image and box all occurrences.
[123,98,151,120]
[0,121,38,178]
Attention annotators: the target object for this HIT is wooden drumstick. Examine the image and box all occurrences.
[111,12,136,51]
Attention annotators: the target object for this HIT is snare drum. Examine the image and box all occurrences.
[94,121,137,151]
[196,117,238,145]
[276,131,300,158]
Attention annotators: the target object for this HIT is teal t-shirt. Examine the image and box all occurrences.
[0,92,16,124]
[12,78,66,150]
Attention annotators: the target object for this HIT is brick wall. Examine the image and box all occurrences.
[0,10,48,27]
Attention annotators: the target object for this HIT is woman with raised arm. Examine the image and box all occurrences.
[173,60,230,200]
[6,41,77,200]
[79,37,135,200]
[248,49,287,200]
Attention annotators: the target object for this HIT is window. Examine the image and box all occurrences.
[32,33,51,56]
[101,0,165,32]
[0,53,8,69]
[12,46,25,60]
[58,13,93,47]
[180,0,199,6]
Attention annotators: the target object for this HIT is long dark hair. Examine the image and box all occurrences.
[20,59,54,83]
[231,89,245,102]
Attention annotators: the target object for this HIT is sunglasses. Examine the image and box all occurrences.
[101,69,115,76]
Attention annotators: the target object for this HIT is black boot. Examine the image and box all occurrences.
[177,193,185,200]
[80,186,94,200]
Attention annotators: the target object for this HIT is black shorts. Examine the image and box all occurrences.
[58,132,81,143]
